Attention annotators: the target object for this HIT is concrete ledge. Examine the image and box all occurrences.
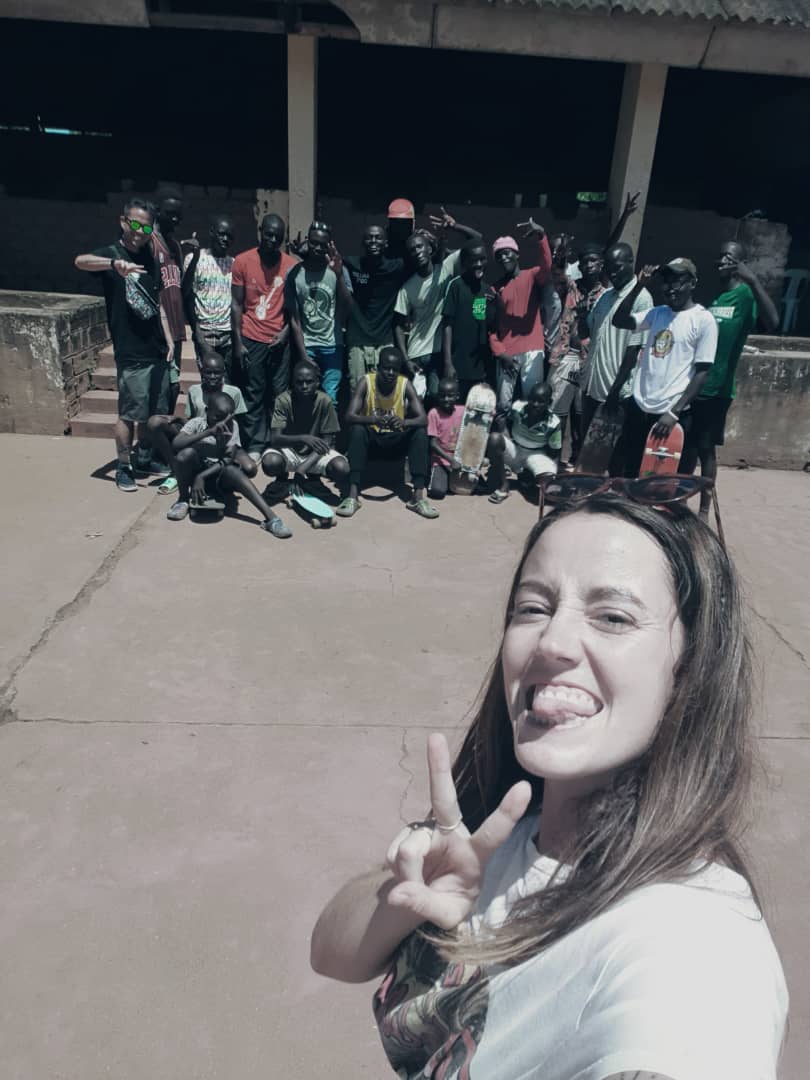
[0,291,109,435]
[720,338,810,470]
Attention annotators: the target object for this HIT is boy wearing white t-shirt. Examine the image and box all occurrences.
[608,257,718,477]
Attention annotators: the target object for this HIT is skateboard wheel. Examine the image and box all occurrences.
[311,519,321,529]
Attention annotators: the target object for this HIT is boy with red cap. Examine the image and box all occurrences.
[386,197,415,261]
[489,217,552,417]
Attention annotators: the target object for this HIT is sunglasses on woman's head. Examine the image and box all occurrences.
[538,473,725,549]
[126,219,154,235]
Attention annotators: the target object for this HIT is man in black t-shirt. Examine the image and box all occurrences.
[343,224,408,391]
[75,197,173,492]
[441,239,495,401]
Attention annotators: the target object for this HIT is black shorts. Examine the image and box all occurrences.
[117,359,171,422]
[690,396,732,450]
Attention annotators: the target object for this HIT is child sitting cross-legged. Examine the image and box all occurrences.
[260,360,350,491]
[487,381,561,504]
[167,391,292,538]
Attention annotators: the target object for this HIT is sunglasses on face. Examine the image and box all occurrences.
[538,473,725,549]
[126,219,154,235]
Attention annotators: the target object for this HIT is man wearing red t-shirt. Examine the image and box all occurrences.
[231,214,299,455]
[489,218,552,418]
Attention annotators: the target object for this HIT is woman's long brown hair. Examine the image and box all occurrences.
[440,495,759,967]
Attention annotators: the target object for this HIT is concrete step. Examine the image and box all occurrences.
[93,366,199,392]
[97,341,198,372]
[80,389,187,415]
[70,412,120,439]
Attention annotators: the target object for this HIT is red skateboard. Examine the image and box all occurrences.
[640,422,684,477]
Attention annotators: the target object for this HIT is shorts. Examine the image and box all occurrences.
[263,446,344,475]
[117,359,171,422]
[689,396,732,450]
[503,437,557,477]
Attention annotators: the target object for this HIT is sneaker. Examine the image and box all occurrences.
[115,465,137,493]
[133,449,153,475]
[147,458,171,478]
[166,500,189,521]
[260,516,292,538]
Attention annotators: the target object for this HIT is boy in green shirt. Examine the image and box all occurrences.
[681,242,778,518]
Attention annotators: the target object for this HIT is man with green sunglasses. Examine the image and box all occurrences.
[75,197,175,492]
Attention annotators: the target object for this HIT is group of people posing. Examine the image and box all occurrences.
[75,189,778,535]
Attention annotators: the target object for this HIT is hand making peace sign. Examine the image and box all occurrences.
[385,734,532,930]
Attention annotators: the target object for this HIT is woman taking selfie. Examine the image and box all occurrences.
[311,486,787,1080]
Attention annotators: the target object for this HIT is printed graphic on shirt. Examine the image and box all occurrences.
[255,276,285,321]
[652,328,674,358]
[374,932,489,1077]
[472,295,487,321]
[157,249,182,290]
[710,305,735,321]
[301,284,334,336]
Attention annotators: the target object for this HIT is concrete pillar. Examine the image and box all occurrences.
[287,34,318,243]
[608,62,668,257]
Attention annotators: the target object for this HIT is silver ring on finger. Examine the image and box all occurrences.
[435,815,464,834]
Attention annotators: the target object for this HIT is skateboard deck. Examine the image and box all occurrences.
[189,497,225,521]
[640,422,684,477]
[577,404,624,475]
[450,383,496,495]
[288,483,336,528]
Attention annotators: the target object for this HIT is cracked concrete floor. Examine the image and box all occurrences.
[1,434,808,1079]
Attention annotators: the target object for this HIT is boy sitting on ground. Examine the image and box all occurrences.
[167,391,292,538]
[338,346,438,519]
[260,360,350,491]
[487,382,561,503]
[426,377,465,499]
[146,350,246,496]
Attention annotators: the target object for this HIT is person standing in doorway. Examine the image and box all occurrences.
[285,221,347,405]
[151,188,187,411]
[489,218,552,418]
[609,258,718,477]
[580,242,653,473]
[386,197,416,260]
[74,198,174,491]
[681,242,778,517]
[231,213,299,457]
[182,215,235,376]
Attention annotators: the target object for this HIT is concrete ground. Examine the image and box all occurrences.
[0,433,807,1080]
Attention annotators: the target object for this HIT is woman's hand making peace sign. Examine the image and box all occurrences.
[385,734,532,931]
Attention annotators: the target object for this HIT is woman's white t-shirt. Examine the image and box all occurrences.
[373,816,787,1080]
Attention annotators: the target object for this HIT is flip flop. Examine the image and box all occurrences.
[158,475,178,495]
[488,489,510,504]
[406,498,439,520]
[336,497,361,518]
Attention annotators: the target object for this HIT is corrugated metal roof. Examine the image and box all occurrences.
[508,0,810,27]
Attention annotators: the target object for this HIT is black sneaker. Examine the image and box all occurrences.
[115,465,137,493]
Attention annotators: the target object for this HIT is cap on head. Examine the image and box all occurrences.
[492,236,519,256]
[387,198,415,220]
[578,241,604,259]
[662,257,697,278]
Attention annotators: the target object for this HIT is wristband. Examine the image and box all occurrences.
[110,258,117,273]
[665,409,679,422]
